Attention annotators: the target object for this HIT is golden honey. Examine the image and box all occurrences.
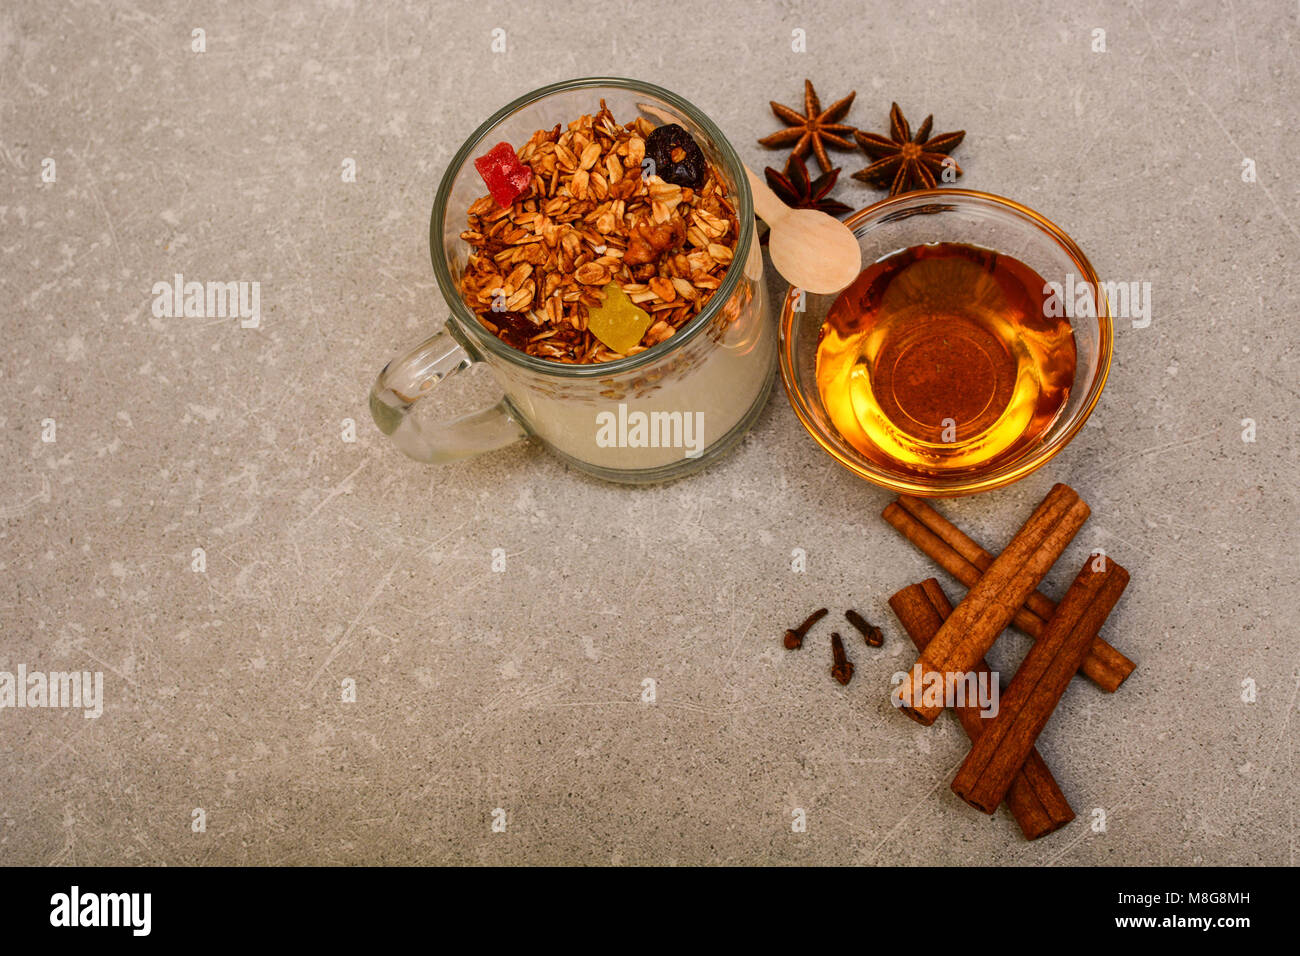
[815,242,1076,475]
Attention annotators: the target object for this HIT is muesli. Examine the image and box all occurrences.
[460,102,740,363]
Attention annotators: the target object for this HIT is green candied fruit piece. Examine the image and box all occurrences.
[586,282,653,354]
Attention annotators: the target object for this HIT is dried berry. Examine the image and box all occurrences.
[645,124,706,190]
[485,309,537,349]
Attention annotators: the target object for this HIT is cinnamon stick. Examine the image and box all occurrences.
[889,579,1075,840]
[886,495,1135,692]
[951,557,1130,814]
[894,483,1090,726]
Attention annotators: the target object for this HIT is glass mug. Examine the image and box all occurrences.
[369,77,775,483]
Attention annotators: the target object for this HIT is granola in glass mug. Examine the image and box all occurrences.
[369,78,774,483]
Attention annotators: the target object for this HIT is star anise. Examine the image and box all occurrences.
[852,103,965,196]
[764,154,852,217]
[758,80,857,173]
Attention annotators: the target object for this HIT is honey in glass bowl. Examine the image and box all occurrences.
[814,242,1076,476]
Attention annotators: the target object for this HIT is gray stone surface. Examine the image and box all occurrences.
[1,1,1296,865]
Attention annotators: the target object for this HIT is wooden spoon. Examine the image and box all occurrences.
[744,165,861,295]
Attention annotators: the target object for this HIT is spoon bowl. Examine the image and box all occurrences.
[767,206,864,295]
[745,166,861,295]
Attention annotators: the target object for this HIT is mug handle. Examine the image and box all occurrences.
[369,326,528,464]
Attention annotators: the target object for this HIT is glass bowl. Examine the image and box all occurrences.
[778,189,1113,497]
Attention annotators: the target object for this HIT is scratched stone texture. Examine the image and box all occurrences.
[0,0,1296,865]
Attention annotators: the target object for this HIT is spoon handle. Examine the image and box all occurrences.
[744,165,790,228]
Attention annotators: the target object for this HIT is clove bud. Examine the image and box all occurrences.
[845,609,884,647]
[830,632,854,685]
[783,607,828,650]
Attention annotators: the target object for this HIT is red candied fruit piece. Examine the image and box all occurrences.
[473,142,533,208]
